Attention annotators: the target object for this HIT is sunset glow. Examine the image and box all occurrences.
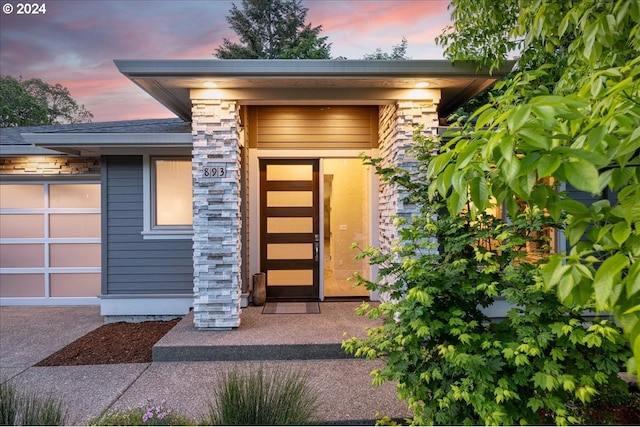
[0,0,451,121]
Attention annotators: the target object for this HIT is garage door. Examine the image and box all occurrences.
[0,181,101,304]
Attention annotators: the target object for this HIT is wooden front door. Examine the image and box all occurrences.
[260,159,320,300]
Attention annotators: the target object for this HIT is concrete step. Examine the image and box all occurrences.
[153,342,351,362]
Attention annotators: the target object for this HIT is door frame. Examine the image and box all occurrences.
[248,149,379,302]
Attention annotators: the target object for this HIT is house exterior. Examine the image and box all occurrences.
[1,59,519,328]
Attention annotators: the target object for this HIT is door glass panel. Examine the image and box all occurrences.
[268,243,313,259]
[268,270,314,286]
[267,164,312,181]
[323,158,371,297]
[0,214,43,238]
[267,191,312,207]
[0,184,44,208]
[50,184,100,208]
[267,217,313,233]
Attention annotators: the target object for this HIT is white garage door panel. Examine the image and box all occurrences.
[0,184,44,208]
[0,214,44,237]
[0,244,44,268]
[49,214,100,238]
[0,181,101,305]
[0,274,44,297]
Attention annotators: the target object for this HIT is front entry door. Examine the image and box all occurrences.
[260,159,319,300]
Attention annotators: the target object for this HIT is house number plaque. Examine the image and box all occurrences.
[203,166,226,178]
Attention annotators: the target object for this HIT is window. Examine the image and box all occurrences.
[143,157,192,239]
[154,159,192,226]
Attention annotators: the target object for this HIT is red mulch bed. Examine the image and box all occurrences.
[34,319,180,366]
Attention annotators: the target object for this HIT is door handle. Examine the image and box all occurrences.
[314,241,319,262]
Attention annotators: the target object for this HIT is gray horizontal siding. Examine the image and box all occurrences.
[564,184,616,251]
[566,184,602,205]
[102,155,193,295]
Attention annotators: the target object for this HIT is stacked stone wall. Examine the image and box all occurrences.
[0,157,100,175]
[377,101,438,255]
[191,99,242,329]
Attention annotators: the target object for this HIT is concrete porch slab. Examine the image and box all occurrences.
[153,301,377,362]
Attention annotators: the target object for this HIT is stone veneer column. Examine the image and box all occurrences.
[377,100,439,254]
[191,99,242,329]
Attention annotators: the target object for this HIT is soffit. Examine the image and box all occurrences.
[115,59,515,121]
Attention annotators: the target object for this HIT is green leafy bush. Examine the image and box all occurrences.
[87,399,194,426]
[201,365,319,425]
[0,378,68,425]
[343,137,631,425]
[434,0,640,369]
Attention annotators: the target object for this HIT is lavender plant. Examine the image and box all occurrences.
[141,400,171,425]
[88,399,193,426]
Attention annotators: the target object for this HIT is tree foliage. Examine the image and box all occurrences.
[1,75,48,127]
[214,0,331,59]
[0,75,93,127]
[343,137,630,425]
[433,0,640,370]
[362,37,410,60]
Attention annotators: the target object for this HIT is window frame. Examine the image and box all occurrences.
[142,155,193,240]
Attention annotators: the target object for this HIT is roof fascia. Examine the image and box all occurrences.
[114,59,515,78]
[0,146,69,156]
[22,132,192,148]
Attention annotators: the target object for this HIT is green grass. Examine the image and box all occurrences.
[0,378,68,425]
[201,365,320,425]
[0,379,19,425]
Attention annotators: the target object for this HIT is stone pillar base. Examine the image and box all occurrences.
[191,99,243,329]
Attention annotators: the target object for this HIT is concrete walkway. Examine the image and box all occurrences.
[0,306,411,425]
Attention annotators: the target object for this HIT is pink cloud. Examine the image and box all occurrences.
[308,0,450,58]
[311,1,448,33]
[1,0,453,121]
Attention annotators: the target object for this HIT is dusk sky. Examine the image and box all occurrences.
[0,0,452,122]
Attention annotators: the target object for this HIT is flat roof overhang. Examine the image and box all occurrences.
[22,132,192,156]
[115,59,515,122]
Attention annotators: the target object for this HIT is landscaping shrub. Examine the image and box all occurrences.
[343,136,631,425]
[202,365,319,425]
[87,399,194,426]
[0,378,68,425]
[0,379,18,425]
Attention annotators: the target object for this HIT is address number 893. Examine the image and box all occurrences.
[203,167,226,178]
